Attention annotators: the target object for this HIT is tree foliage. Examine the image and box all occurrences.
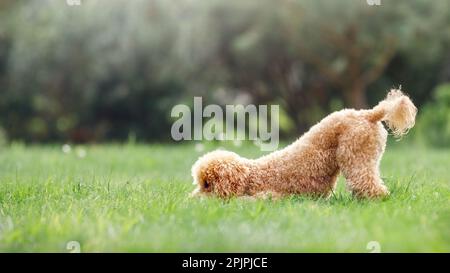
[0,0,449,142]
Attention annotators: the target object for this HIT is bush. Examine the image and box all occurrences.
[0,1,186,142]
[416,83,450,147]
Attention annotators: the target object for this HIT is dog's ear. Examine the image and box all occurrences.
[210,159,250,198]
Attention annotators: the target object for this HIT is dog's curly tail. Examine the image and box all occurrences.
[367,89,417,138]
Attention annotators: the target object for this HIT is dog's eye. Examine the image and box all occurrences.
[204,180,209,188]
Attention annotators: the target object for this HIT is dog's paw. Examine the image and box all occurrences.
[353,185,390,199]
[189,188,201,198]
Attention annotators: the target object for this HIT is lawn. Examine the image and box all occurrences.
[0,142,448,252]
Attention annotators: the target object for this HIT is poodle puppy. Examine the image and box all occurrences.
[191,89,417,199]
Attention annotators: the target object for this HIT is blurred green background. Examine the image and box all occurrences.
[0,0,449,145]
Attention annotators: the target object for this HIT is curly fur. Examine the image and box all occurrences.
[191,89,417,199]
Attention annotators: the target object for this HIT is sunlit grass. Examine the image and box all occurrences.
[0,142,449,252]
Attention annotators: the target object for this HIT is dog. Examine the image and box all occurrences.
[191,89,417,199]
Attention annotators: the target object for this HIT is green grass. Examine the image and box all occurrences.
[0,142,449,252]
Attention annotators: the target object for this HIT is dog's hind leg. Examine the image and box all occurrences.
[337,125,390,199]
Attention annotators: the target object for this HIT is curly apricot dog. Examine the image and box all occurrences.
[191,90,417,199]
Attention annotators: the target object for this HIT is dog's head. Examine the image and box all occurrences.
[190,150,249,198]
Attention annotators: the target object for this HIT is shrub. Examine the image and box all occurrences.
[416,83,450,147]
